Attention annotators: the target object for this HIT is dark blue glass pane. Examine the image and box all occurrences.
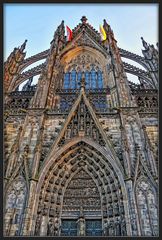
[77,71,82,88]
[98,70,103,88]
[91,69,96,89]
[64,73,70,89]
[85,71,90,89]
[71,70,76,89]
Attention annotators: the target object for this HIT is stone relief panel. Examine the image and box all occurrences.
[62,169,101,212]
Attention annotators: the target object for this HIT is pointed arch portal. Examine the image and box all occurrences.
[32,138,131,236]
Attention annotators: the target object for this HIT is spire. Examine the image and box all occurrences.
[50,20,65,49]
[141,37,149,50]
[58,20,65,36]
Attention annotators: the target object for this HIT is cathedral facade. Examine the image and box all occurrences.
[4,16,158,236]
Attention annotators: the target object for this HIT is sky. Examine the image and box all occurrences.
[3,4,158,84]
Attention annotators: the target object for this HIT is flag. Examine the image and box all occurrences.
[99,25,107,41]
[66,26,73,41]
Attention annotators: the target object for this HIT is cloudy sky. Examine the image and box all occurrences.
[3,3,158,84]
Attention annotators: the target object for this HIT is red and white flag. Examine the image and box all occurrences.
[66,26,73,41]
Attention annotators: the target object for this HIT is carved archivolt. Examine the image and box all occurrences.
[32,139,129,236]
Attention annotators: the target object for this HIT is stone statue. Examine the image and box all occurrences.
[115,218,121,236]
[16,190,25,208]
[103,218,108,236]
[53,217,59,236]
[77,206,85,236]
[108,220,115,236]
[131,218,137,232]
[35,216,41,235]
[77,216,85,236]
[108,204,113,217]
[47,219,54,236]
[121,217,127,236]
[6,190,16,208]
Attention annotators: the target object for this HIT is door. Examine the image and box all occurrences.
[61,220,77,236]
[86,220,102,236]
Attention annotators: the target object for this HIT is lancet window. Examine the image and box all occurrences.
[63,65,104,90]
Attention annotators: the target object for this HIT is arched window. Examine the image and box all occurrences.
[63,67,104,90]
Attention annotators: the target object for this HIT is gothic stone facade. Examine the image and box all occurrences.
[4,16,158,236]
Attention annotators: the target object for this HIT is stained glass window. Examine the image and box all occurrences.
[63,67,103,90]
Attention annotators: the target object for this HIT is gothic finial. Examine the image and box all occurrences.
[81,16,87,23]
[141,37,148,50]
[103,19,110,33]
[20,39,27,51]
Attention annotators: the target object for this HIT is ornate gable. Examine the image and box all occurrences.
[134,146,157,189]
[46,80,124,174]
[55,83,107,148]
[61,20,107,57]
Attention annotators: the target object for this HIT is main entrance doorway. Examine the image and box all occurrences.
[61,169,103,236]
[61,219,102,236]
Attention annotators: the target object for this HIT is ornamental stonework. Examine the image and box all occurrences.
[4,16,158,237]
